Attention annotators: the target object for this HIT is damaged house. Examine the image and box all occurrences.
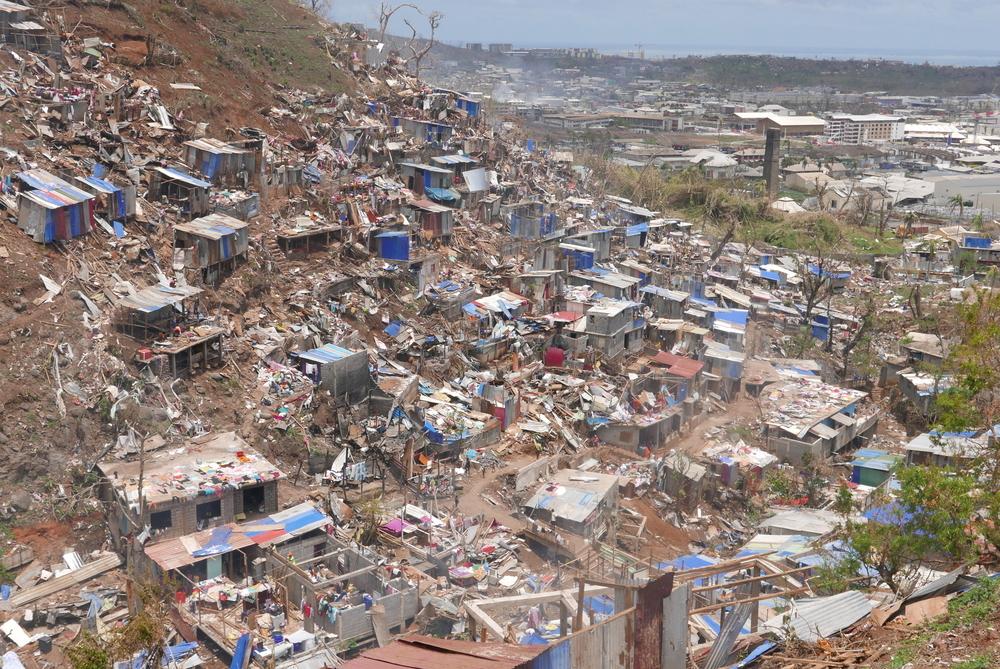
[149,166,212,219]
[183,137,256,187]
[12,168,95,243]
[289,342,371,404]
[523,469,619,540]
[173,212,250,284]
[96,432,284,548]
[762,379,878,465]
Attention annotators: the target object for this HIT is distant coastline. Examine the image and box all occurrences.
[445,41,1000,67]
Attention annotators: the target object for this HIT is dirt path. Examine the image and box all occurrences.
[457,452,537,530]
[669,395,761,456]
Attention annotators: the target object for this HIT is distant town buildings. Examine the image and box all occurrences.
[825,114,905,144]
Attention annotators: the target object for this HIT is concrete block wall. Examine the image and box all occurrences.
[336,604,372,641]
[142,491,233,541]
[281,533,329,564]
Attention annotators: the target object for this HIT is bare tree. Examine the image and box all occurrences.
[851,189,874,227]
[377,2,419,44]
[839,295,878,382]
[404,10,442,78]
[303,0,331,16]
[798,243,835,324]
[875,197,895,238]
[812,180,830,210]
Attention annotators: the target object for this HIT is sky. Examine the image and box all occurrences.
[329,0,1000,64]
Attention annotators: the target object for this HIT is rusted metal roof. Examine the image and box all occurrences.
[342,634,547,669]
[651,351,704,379]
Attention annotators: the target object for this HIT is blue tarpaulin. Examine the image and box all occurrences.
[163,642,198,664]
[760,269,781,282]
[376,231,410,261]
[865,501,922,529]
[425,187,459,202]
[230,634,250,669]
[584,594,614,616]
[736,641,777,667]
[716,309,749,325]
[192,526,236,558]
[807,263,851,280]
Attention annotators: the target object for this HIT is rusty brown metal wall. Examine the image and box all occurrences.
[634,572,675,669]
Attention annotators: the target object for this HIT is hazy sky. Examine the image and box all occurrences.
[330,0,1000,58]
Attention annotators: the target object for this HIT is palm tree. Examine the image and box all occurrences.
[902,211,918,238]
[948,194,966,220]
[971,213,985,231]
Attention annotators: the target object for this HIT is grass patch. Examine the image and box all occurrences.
[888,640,921,669]
[934,576,1000,631]
[882,578,999,668]
[952,655,993,669]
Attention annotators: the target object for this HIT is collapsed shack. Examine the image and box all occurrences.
[95,432,284,548]
[289,343,371,404]
[173,212,250,285]
[265,533,420,646]
[405,198,455,242]
[762,379,878,465]
[113,283,204,341]
[142,503,340,668]
[522,469,619,540]
[139,324,225,378]
[11,168,95,243]
[149,166,212,219]
[183,138,256,187]
[74,174,136,224]
[276,215,342,256]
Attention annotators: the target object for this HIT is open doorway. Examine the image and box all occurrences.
[242,485,265,515]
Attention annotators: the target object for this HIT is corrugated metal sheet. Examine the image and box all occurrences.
[635,573,673,669]
[153,166,212,189]
[765,591,872,642]
[562,612,629,669]
[174,213,248,239]
[116,284,203,313]
[294,343,359,364]
[183,138,248,155]
[431,154,477,165]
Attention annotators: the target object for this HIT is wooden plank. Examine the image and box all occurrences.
[904,596,948,624]
[8,553,121,607]
[674,554,776,580]
[369,604,390,647]
[692,565,813,593]
[464,602,505,641]
[688,586,811,615]
[0,546,34,571]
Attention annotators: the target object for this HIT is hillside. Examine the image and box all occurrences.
[0,0,356,510]
[62,0,353,128]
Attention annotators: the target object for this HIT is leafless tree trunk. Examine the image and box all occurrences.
[304,0,331,16]
[840,296,876,381]
[377,2,419,44]
[404,10,442,78]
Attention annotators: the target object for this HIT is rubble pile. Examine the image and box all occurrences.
[0,5,990,669]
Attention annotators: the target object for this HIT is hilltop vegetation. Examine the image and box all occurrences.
[661,55,1000,96]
